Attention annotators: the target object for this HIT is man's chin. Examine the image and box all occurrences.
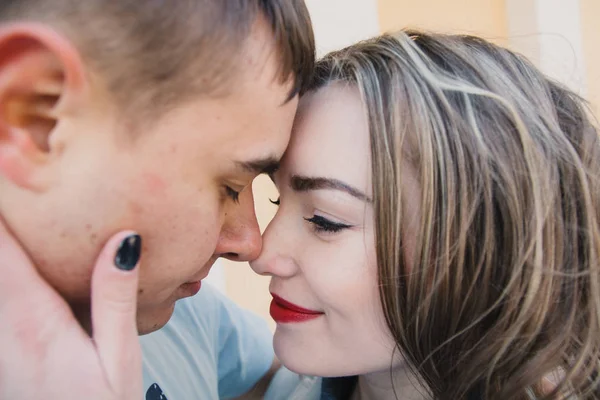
[136,302,177,335]
[68,300,173,337]
[137,282,205,335]
[177,280,202,298]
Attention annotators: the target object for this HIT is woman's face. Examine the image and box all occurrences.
[251,84,399,377]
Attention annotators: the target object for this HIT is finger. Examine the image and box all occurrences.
[91,231,142,396]
[0,217,55,311]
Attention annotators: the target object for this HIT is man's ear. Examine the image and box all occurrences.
[0,23,87,191]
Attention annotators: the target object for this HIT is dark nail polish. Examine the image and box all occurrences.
[115,234,141,271]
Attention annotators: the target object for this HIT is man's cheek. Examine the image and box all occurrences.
[142,173,169,194]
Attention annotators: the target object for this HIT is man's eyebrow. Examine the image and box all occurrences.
[291,175,372,202]
[235,156,280,175]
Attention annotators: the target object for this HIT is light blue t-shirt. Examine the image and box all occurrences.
[140,283,274,400]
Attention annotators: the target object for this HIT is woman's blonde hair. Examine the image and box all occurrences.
[306,30,600,399]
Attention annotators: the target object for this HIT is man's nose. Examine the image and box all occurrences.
[215,188,262,262]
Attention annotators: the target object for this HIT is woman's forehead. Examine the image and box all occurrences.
[286,85,372,193]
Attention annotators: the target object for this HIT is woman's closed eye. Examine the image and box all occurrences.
[304,215,352,234]
[270,196,352,234]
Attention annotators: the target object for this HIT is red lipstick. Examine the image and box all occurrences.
[270,293,324,323]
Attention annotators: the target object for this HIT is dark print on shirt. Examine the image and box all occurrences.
[146,383,168,400]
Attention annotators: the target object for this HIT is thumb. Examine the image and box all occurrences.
[91,231,142,397]
[0,216,52,310]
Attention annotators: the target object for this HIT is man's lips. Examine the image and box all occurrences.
[270,293,324,323]
[184,258,217,286]
[179,281,202,296]
[178,264,213,297]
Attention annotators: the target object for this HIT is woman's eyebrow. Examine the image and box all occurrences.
[290,175,372,202]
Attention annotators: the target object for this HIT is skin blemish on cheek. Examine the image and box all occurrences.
[128,200,143,216]
[142,173,168,194]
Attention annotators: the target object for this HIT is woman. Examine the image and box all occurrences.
[253,30,600,399]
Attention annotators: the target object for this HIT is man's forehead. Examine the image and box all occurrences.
[234,156,280,175]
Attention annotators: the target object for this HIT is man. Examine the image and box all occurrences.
[0,1,315,398]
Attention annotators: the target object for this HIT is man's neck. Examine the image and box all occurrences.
[350,363,429,400]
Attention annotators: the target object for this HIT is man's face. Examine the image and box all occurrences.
[1,23,297,334]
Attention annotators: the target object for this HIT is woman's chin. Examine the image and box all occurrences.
[274,334,317,375]
[273,333,348,377]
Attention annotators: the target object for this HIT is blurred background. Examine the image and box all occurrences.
[206,0,600,330]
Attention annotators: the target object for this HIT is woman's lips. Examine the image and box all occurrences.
[270,293,324,323]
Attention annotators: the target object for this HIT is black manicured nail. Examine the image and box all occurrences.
[114,234,141,271]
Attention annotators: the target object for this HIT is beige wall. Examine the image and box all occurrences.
[304,0,381,56]
[581,0,600,114]
[377,0,508,44]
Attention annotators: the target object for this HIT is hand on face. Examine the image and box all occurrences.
[0,219,142,400]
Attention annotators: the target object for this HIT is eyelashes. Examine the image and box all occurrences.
[303,215,351,233]
[225,186,240,203]
[270,197,352,234]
